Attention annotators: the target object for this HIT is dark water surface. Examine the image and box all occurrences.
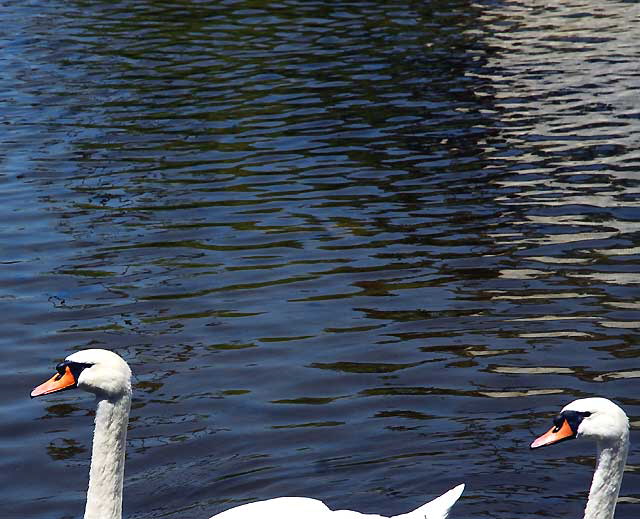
[2,1,639,517]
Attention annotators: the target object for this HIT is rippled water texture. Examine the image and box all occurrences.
[2,1,639,518]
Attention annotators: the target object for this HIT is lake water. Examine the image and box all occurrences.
[1,0,639,518]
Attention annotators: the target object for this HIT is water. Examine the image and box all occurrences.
[1,0,639,517]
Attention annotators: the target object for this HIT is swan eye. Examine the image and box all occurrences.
[552,414,564,432]
[54,362,68,380]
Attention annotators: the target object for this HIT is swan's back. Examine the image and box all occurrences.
[391,483,464,519]
[210,496,331,518]
[209,484,464,519]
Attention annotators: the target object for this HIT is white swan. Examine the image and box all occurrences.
[31,349,464,519]
[530,397,630,519]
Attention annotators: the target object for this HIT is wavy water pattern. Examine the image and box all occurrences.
[1,1,639,518]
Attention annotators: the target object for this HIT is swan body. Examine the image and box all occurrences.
[531,397,630,519]
[31,349,463,519]
[211,484,465,519]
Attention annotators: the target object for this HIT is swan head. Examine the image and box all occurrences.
[531,397,629,449]
[31,349,132,400]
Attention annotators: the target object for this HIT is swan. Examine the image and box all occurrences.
[530,397,630,519]
[31,349,464,519]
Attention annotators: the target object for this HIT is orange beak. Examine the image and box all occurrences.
[530,418,575,449]
[31,366,78,398]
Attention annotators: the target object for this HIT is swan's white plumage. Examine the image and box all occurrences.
[210,496,332,518]
[210,484,464,519]
[568,398,629,519]
[33,349,463,519]
[69,349,132,398]
[562,397,628,444]
[68,350,132,519]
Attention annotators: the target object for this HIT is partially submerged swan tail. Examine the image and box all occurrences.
[391,483,464,519]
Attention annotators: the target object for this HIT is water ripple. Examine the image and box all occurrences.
[1,0,639,518]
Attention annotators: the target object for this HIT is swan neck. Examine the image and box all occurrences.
[584,434,628,519]
[84,391,131,519]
